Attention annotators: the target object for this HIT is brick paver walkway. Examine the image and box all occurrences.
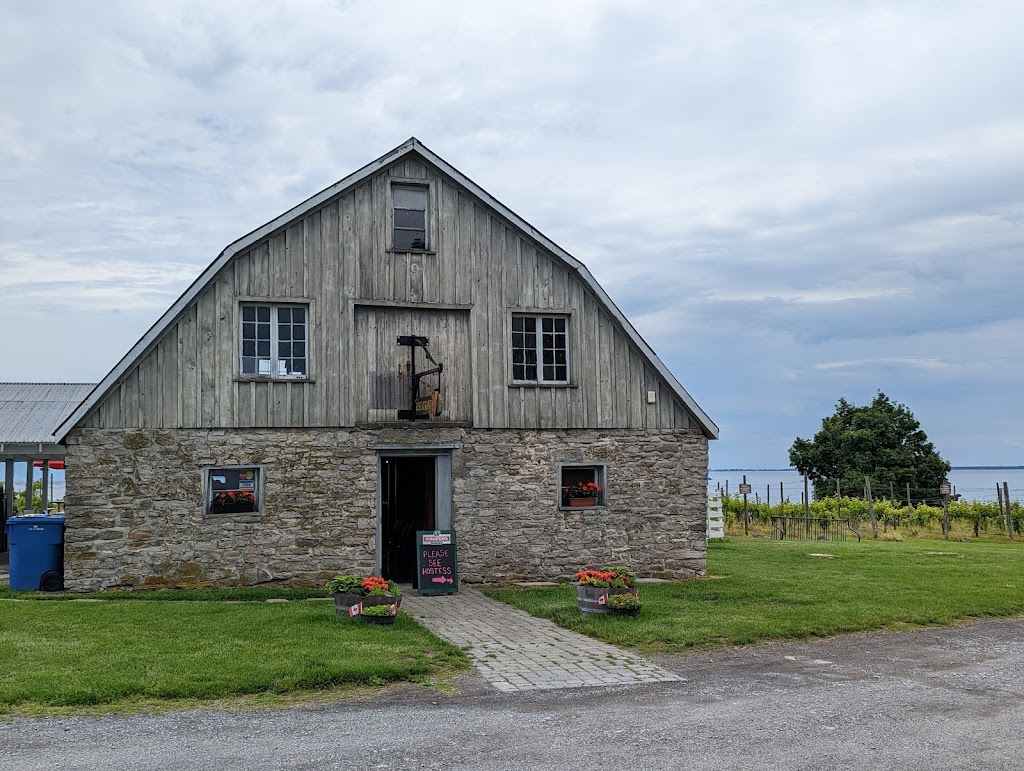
[401,587,682,692]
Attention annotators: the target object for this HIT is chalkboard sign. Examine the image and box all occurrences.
[416,530,458,595]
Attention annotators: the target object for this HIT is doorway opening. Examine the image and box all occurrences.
[380,456,436,584]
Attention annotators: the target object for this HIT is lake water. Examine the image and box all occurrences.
[709,467,1024,504]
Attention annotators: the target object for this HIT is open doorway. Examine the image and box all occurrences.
[380,456,436,584]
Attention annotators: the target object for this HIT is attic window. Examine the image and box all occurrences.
[240,303,307,378]
[512,314,569,383]
[392,184,428,250]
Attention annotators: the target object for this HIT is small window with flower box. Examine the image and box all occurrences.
[206,467,261,516]
[559,463,606,508]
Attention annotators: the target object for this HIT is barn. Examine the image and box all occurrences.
[51,138,718,590]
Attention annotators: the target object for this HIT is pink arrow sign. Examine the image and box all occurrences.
[431,577,455,584]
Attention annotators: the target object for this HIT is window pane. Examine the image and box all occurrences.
[543,365,555,381]
[512,332,523,347]
[257,341,270,357]
[554,365,567,381]
[525,349,536,364]
[394,209,426,229]
[512,349,523,364]
[209,468,259,514]
[555,349,566,364]
[525,333,536,349]
[242,340,255,357]
[293,342,305,357]
[292,307,305,323]
[542,349,554,365]
[278,307,291,323]
[242,306,255,322]
[394,229,427,249]
[242,322,255,340]
[525,363,537,380]
[293,325,305,341]
[513,364,525,380]
[290,359,307,376]
[542,317,553,332]
[523,317,536,333]
[543,333,553,349]
[279,325,291,341]
[279,342,291,358]
[393,186,427,209]
[242,357,256,374]
[554,318,565,332]
[256,306,271,322]
[257,322,271,339]
[512,316,523,332]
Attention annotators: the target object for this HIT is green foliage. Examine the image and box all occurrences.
[789,392,951,500]
[325,575,363,595]
[606,592,642,610]
[720,493,1021,537]
[359,604,397,617]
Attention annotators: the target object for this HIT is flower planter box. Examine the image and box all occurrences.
[209,503,256,514]
[359,613,397,626]
[576,585,638,614]
[608,607,642,617]
[568,497,598,507]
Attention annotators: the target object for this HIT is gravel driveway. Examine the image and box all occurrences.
[2,617,1022,770]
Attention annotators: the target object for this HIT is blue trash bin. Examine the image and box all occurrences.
[5,515,66,591]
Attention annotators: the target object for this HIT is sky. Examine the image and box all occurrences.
[2,0,1022,469]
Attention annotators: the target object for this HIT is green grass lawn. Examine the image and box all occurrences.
[486,537,1024,652]
[0,598,468,714]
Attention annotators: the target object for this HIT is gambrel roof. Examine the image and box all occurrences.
[56,138,717,439]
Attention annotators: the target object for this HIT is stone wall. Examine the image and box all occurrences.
[63,426,708,590]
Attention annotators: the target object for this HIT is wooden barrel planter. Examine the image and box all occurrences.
[359,613,397,626]
[334,593,402,617]
[576,585,638,614]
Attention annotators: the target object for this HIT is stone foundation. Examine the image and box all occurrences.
[63,426,708,590]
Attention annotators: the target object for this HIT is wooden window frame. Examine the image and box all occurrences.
[387,179,436,254]
[237,299,313,382]
[509,312,572,385]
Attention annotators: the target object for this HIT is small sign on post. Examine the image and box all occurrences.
[738,484,752,494]
[939,482,951,496]
[416,530,458,595]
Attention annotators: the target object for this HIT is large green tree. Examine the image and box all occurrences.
[789,392,951,502]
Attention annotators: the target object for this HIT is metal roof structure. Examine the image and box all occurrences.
[56,138,718,439]
[0,383,96,454]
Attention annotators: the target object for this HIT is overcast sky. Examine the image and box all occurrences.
[2,0,1022,468]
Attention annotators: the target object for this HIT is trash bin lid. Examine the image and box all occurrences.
[5,514,66,529]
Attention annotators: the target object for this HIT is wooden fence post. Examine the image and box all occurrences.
[866,475,877,538]
[1005,481,1014,540]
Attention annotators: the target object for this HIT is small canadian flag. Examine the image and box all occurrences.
[347,602,363,617]
[597,594,608,606]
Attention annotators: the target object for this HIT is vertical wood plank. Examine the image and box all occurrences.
[179,304,198,427]
[197,286,218,427]
[305,209,323,426]
[215,268,235,427]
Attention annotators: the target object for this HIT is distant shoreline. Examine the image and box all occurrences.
[711,466,1024,472]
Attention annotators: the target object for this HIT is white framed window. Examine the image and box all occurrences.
[206,466,261,516]
[558,463,607,508]
[512,314,569,383]
[392,184,429,250]
[240,303,308,378]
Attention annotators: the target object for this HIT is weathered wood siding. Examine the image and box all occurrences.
[83,154,696,431]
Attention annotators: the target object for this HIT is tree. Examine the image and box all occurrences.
[789,392,951,502]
